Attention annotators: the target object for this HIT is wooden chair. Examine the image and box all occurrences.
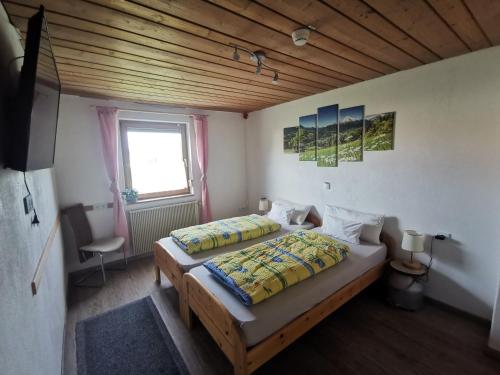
[62,203,126,286]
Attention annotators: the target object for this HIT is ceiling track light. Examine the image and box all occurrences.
[256,61,262,75]
[272,71,279,85]
[230,44,279,85]
[250,50,266,64]
[232,46,240,61]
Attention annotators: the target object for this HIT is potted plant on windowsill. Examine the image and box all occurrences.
[122,187,139,204]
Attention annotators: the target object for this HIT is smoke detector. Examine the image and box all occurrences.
[292,27,311,46]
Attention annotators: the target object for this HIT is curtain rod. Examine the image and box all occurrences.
[89,105,208,117]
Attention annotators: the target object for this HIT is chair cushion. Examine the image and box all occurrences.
[80,237,125,253]
[62,203,94,262]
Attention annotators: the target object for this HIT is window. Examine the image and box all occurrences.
[120,120,192,200]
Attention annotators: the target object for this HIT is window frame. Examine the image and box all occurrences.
[120,120,192,201]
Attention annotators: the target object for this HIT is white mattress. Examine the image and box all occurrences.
[156,221,315,271]
[189,230,387,346]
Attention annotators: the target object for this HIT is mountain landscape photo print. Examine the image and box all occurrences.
[339,105,364,162]
[317,104,339,167]
[283,126,299,153]
[364,112,395,151]
[299,114,317,161]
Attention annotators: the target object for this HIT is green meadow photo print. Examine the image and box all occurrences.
[283,126,299,153]
[299,114,317,161]
[317,104,339,167]
[339,105,364,162]
[364,112,395,151]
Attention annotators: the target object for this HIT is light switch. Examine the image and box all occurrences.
[323,182,331,190]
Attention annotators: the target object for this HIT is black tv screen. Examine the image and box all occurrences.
[7,6,60,172]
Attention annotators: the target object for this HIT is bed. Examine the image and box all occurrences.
[153,212,320,304]
[181,228,393,375]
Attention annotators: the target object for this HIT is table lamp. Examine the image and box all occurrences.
[258,198,269,215]
[401,230,425,270]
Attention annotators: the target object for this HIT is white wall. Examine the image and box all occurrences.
[245,46,500,320]
[55,95,247,271]
[0,7,66,375]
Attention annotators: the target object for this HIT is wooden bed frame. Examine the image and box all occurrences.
[180,232,393,375]
[153,212,322,303]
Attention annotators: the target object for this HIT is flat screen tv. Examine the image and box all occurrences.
[6,6,60,172]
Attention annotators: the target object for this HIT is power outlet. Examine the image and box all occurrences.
[436,232,452,240]
[23,194,34,215]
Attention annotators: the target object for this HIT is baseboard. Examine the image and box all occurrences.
[425,297,490,325]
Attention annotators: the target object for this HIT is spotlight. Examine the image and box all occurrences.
[230,45,278,79]
[250,51,266,64]
[272,71,279,84]
[256,62,262,75]
[232,47,240,61]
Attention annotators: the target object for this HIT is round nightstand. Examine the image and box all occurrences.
[387,260,428,311]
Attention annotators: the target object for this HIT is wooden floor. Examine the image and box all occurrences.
[64,257,500,375]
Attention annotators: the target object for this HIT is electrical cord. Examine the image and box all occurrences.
[23,171,39,225]
[23,171,31,193]
[229,44,279,73]
[7,55,24,78]
[8,55,24,66]
[422,236,435,282]
[402,277,417,290]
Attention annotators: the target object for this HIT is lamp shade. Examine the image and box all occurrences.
[259,198,269,211]
[401,230,424,253]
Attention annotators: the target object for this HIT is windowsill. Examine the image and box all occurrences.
[125,193,195,210]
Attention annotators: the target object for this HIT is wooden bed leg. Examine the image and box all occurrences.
[180,278,193,329]
[180,300,193,329]
[154,265,161,284]
[233,332,248,375]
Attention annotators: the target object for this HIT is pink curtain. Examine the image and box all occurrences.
[96,106,129,253]
[193,114,212,223]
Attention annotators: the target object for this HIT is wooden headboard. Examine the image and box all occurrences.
[305,211,322,228]
[380,231,395,259]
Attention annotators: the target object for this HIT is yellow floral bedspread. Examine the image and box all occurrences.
[171,214,281,255]
[204,230,350,305]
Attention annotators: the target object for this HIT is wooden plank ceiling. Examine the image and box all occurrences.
[4,0,500,112]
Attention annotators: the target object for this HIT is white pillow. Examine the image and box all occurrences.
[322,214,363,244]
[273,199,312,225]
[324,205,384,244]
[267,204,295,225]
